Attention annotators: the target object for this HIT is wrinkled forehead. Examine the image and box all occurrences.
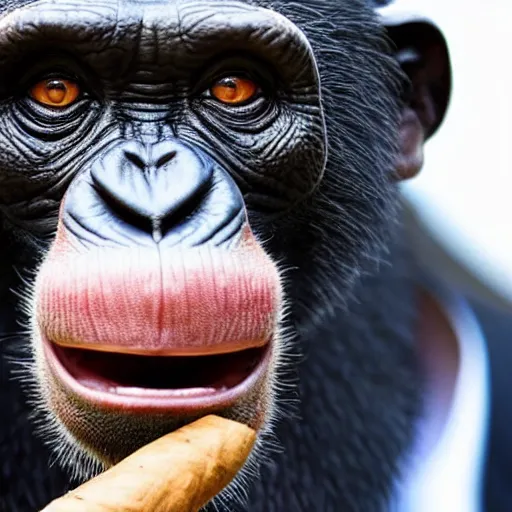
[0,0,291,34]
[1,0,241,14]
[0,0,316,85]
[0,0,311,53]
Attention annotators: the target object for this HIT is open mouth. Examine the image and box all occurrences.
[44,338,271,413]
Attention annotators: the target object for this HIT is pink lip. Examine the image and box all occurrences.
[36,245,280,355]
[43,334,272,414]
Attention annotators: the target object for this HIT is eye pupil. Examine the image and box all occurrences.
[30,78,81,108]
[220,78,237,89]
[46,80,67,104]
[219,79,238,101]
[47,80,66,91]
[211,76,258,105]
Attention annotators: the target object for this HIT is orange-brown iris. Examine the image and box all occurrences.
[211,77,258,105]
[30,79,80,108]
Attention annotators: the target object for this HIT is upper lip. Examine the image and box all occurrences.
[36,245,280,355]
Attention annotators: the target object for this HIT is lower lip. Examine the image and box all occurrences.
[43,336,272,414]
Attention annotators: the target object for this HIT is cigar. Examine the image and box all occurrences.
[41,415,256,512]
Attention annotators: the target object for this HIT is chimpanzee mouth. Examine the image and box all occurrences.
[43,338,271,413]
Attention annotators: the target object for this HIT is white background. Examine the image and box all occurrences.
[401,0,512,309]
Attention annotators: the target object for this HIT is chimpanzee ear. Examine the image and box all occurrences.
[388,22,452,181]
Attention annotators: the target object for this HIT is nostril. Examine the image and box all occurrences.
[90,170,153,235]
[155,151,176,169]
[124,151,146,170]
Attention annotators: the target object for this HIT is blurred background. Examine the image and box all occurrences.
[402,0,512,312]
[395,3,512,509]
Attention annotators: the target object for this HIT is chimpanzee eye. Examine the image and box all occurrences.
[210,76,259,105]
[29,78,81,108]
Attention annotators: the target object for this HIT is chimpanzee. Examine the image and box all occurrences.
[0,0,454,510]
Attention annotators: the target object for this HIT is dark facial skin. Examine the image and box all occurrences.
[0,0,440,510]
[2,0,328,465]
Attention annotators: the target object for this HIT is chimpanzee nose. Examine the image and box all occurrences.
[63,139,245,248]
[90,140,213,243]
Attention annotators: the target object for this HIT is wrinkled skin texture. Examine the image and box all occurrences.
[0,0,422,511]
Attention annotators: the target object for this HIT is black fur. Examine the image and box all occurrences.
[0,1,422,510]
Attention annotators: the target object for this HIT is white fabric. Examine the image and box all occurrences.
[392,287,490,512]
